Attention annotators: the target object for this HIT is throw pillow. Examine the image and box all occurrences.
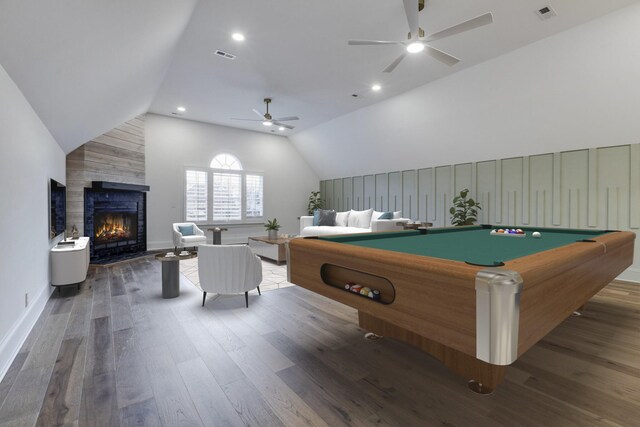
[348,209,373,228]
[313,209,320,226]
[371,210,384,221]
[335,211,350,227]
[178,225,194,236]
[378,211,393,220]
[393,211,402,219]
[318,209,337,226]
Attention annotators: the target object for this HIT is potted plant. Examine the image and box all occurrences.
[265,218,281,240]
[307,191,324,215]
[449,189,481,226]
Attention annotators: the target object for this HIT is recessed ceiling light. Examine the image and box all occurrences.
[262,121,272,126]
[232,33,245,41]
[406,42,425,53]
[371,84,381,91]
[278,126,285,131]
[177,106,186,112]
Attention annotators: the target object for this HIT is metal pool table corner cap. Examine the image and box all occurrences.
[475,268,524,366]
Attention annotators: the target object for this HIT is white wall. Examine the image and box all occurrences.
[0,64,66,380]
[290,3,640,179]
[145,114,319,248]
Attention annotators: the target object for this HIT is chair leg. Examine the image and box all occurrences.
[257,286,261,296]
[245,291,249,308]
[202,292,207,307]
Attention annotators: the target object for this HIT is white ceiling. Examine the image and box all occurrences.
[0,0,638,152]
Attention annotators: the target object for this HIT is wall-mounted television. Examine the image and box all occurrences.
[50,178,66,240]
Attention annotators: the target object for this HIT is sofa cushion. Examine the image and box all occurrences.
[313,210,321,226]
[335,211,350,227]
[301,226,369,237]
[318,209,337,226]
[348,209,373,228]
[178,225,194,236]
[378,211,393,219]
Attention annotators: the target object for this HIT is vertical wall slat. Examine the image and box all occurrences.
[552,152,561,226]
[375,173,389,212]
[353,176,364,211]
[364,175,375,210]
[588,148,598,227]
[630,144,640,229]
[522,156,530,225]
[495,159,502,224]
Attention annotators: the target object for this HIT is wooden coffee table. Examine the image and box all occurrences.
[248,236,294,265]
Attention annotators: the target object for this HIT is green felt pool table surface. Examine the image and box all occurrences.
[319,226,609,266]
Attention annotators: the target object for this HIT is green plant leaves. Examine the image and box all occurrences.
[449,188,482,226]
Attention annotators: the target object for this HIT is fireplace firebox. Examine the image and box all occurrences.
[94,211,138,245]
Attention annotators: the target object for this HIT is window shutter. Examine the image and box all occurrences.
[213,172,242,221]
[246,174,264,218]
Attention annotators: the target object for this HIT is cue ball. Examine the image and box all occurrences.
[532,231,541,238]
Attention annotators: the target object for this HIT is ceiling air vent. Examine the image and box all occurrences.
[536,5,557,20]
[215,49,236,60]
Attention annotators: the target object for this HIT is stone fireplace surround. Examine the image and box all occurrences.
[84,181,149,261]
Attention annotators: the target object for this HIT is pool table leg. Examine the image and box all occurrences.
[359,312,507,394]
[572,303,588,316]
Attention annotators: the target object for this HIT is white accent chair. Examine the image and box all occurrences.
[197,244,263,307]
[172,222,206,252]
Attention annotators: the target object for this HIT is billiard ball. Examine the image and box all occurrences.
[497,229,505,233]
[490,230,497,234]
[532,231,541,238]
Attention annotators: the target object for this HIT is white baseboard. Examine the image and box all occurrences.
[0,285,53,382]
[617,266,640,284]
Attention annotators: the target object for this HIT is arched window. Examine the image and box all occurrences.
[210,153,242,170]
[185,154,263,223]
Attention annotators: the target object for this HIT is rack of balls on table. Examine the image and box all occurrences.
[490,228,542,238]
[345,282,381,301]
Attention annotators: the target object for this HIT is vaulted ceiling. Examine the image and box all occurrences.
[0,0,637,153]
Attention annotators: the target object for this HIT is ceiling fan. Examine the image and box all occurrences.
[348,0,493,72]
[231,98,299,130]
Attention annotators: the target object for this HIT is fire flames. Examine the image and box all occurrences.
[95,215,134,242]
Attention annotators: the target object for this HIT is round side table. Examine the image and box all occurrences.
[155,251,197,298]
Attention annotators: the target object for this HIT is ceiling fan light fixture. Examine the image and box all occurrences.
[371,84,381,91]
[232,33,245,41]
[177,106,186,112]
[406,42,425,53]
[262,120,272,126]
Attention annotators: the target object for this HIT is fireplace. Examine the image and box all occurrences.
[94,211,138,245]
[85,182,149,261]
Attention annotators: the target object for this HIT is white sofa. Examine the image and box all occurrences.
[300,209,409,236]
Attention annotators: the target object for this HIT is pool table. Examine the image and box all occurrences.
[287,225,635,393]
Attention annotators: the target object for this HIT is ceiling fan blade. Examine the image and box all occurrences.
[252,109,265,118]
[426,12,493,42]
[383,52,408,73]
[274,116,299,122]
[273,121,295,130]
[425,45,459,66]
[403,0,419,38]
[231,118,263,121]
[348,40,401,46]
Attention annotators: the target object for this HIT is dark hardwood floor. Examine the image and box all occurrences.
[0,257,638,426]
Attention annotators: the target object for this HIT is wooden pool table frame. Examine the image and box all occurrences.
[287,226,635,393]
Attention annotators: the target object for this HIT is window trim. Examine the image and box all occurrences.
[184,165,264,225]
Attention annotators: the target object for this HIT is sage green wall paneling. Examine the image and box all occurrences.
[631,144,640,229]
[333,178,343,212]
[324,179,334,210]
[402,170,417,219]
[342,177,353,211]
[501,158,523,226]
[352,176,364,210]
[417,168,433,223]
[364,175,375,210]
[375,173,389,212]
[388,172,402,212]
[597,146,630,231]
[529,154,553,227]
[560,151,589,229]
[435,166,452,227]
[476,161,495,225]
